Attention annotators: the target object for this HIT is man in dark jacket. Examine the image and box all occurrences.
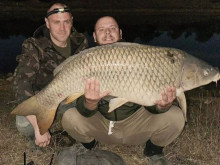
[60,16,185,165]
[13,2,88,148]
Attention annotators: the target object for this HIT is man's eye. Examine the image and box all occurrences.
[99,29,104,32]
[111,27,117,30]
[53,21,59,24]
[65,20,72,24]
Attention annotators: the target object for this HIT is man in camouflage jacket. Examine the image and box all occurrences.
[13,2,88,147]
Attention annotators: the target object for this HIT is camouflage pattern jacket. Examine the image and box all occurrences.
[13,25,88,104]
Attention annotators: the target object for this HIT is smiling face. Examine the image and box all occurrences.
[45,4,73,47]
[93,16,122,45]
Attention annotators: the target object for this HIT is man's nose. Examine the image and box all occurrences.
[60,23,65,30]
[105,28,110,34]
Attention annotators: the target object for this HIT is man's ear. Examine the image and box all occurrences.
[120,29,122,39]
[45,17,49,28]
[93,32,97,42]
[71,16,73,24]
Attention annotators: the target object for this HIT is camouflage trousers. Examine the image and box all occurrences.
[62,106,185,147]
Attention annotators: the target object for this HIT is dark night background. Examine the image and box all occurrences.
[0,0,220,74]
[0,1,220,164]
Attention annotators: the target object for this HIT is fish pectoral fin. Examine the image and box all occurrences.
[108,98,128,112]
[65,92,83,104]
[177,93,187,121]
[36,107,57,135]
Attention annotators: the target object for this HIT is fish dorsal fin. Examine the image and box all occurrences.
[65,93,84,104]
[177,93,187,121]
[108,98,128,112]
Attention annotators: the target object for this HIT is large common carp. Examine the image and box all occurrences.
[11,42,220,135]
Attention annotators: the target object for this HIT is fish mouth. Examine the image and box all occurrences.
[213,70,220,87]
[215,67,220,81]
[215,73,220,87]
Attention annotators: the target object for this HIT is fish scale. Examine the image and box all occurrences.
[37,43,211,105]
[11,42,220,135]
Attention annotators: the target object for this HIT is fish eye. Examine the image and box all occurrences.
[203,69,210,76]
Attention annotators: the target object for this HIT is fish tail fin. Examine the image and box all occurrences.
[11,96,39,116]
[36,107,57,135]
[11,96,57,135]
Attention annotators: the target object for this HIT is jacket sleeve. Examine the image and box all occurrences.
[76,96,98,117]
[13,38,41,103]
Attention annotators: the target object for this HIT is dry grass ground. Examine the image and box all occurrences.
[0,77,220,165]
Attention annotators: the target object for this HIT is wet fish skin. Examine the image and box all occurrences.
[11,42,220,135]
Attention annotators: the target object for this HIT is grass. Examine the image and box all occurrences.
[0,77,220,165]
